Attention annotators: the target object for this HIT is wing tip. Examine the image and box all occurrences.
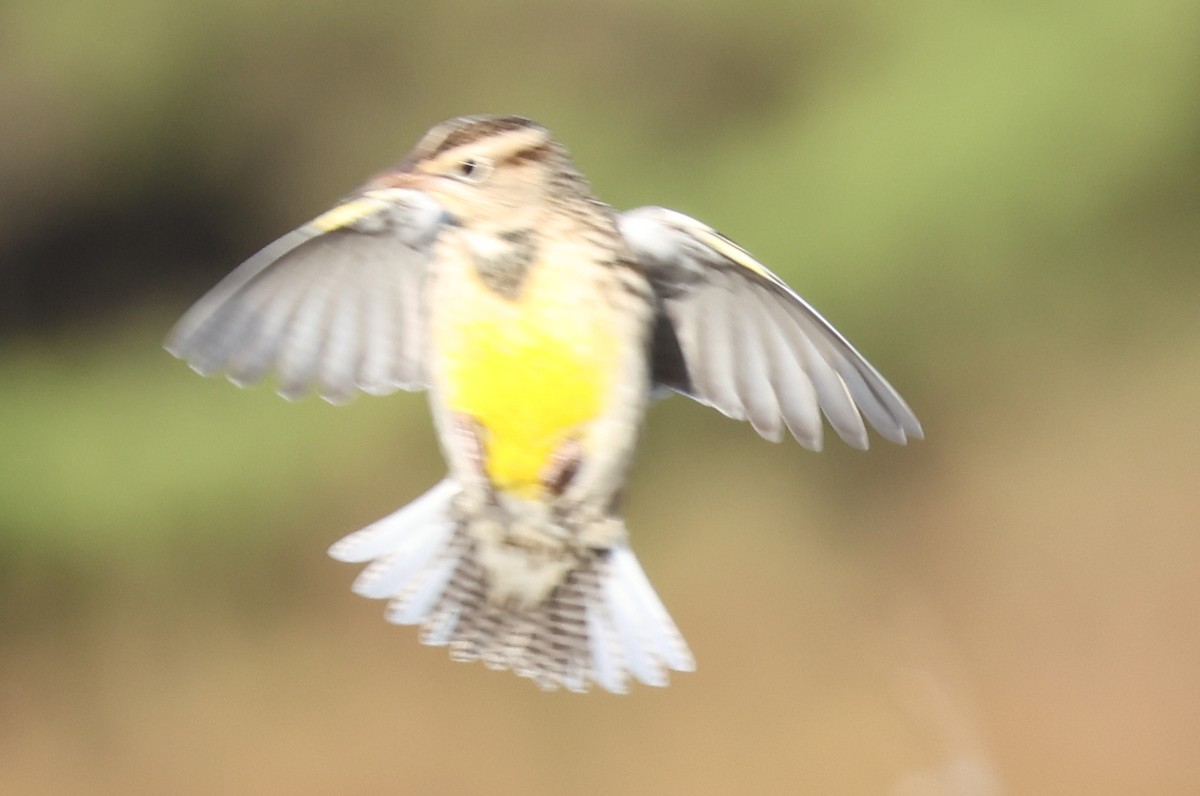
[877,405,925,446]
[842,431,871,451]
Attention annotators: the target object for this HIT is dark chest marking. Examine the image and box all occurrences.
[472,228,538,300]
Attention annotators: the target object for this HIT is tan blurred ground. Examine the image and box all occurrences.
[2,0,1199,793]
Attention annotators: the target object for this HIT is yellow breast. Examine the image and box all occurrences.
[433,254,622,499]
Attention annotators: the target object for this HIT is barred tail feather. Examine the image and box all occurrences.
[328,480,695,693]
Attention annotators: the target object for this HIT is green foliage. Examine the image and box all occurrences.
[0,314,429,553]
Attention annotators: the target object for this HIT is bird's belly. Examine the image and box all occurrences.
[432,258,622,498]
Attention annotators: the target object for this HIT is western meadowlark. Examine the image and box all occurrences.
[166,115,922,693]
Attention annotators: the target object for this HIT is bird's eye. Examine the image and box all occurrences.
[453,157,492,183]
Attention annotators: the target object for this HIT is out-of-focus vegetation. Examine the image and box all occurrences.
[3,0,1199,793]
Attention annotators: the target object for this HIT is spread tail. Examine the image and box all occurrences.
[328,480,695,693]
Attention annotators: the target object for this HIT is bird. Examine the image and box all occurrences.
[165,115,922,694]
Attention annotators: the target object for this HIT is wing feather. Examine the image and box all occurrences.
[166,188,445,402]
[275,253,346,400]
[620,206,922,449]
[785,305,922,443]
[356,255,402,395]
[690,281,745,419]
[751,287,823,450]
[732,281,784,442]
[764,294,869,449]
[313,258,366,404]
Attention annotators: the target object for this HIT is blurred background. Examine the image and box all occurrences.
[2,0,1199,792]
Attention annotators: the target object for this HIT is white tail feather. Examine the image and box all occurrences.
[611,546,696,672]
[586,602,625,693]
[328,480,458,563]
[329,480,694,692]
[603,564,665,687]
[350,515,456,600]
[386,552,460,625]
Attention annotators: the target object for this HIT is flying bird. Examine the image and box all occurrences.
[166,115,922,693]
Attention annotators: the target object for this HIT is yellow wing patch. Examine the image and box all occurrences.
[309,197,380,233]
[693,226,780,284]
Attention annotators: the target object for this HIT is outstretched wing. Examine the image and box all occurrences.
[619,206,923,450]
[166,188,446,403]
